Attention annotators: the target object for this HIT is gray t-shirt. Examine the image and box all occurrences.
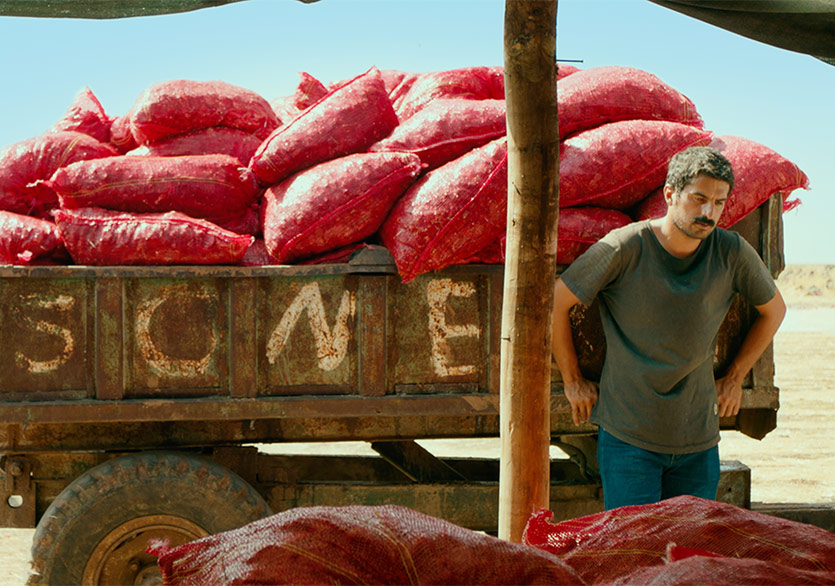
[560,220,776,454]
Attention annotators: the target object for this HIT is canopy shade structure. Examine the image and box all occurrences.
[2,0,833,64]
[0,0,312,20]
[650,0,835,65]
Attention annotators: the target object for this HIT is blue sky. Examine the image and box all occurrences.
[1,0,832,264]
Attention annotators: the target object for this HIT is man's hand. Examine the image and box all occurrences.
[564,378,599,425]
[715,374,743,418]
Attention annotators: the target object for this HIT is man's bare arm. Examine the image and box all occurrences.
[552,278,599,425]
[716,287,787,417]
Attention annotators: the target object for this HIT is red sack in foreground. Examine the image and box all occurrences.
[464,207,632,266]
[47,86,111,144]
[394,65,505,122]
[149,504,582,585]
[130,79,279,144]
[128,127,264,165]
[251,66,398,186]
[711,135,809,228]
[559,120,713,210]
[557,66,703,139]
[523,495,835,585]
[380,137,508,283]
[607,553,835,586]
[0,131,119,218]
[370,98,506,170]
[0,211,65,265]
[54,208,252,266]
[50,154,260,233]
[263,152,422,264]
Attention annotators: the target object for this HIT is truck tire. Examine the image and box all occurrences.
[28,451,270,586]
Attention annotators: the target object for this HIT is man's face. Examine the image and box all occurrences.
[664,174,730,240]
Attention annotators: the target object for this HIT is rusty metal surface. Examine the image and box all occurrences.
[0,201,781,450]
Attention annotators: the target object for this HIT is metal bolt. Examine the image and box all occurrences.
[8,461,24,477]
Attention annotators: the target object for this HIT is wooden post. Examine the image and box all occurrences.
[499,0,559,542]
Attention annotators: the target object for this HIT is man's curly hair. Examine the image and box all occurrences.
[665,146,734,196]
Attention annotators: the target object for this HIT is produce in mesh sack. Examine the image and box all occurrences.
[149,504,582,585]
[711,135,808,228]
[129,79,279,144]
[54,207,252,266]
[559,119,713,210]
[556,207,632,264]
[0,131,119,218]
[380,137,508,283]
[606,553,835,586]
[128,127,264,165]
[47,86,111,144]
[109,110,139,153]
[632,185,666,222]
[523,495,835,585]
[557,63,581,79]
[394,65,505,121]
[50,154,260,233]
[250,66,398,186]
[0,211,66,265]
[370,98,506,170]
[262,151,422,264]
[270,71,329,125]
[557,66,703,139]
[464,207,632,266]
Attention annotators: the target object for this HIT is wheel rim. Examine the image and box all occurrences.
[81,514,209,586]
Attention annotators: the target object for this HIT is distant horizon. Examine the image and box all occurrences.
[0,0,832,264]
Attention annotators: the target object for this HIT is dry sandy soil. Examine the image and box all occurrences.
[2,265,833,584]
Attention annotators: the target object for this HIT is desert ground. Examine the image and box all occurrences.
[1,264,833,585]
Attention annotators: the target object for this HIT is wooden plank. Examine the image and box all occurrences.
[94,278,124,400]
[500,0,559,542]
[358,276,387,396]
[230,278,257,398]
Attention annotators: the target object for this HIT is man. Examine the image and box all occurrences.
[551,146,786,510]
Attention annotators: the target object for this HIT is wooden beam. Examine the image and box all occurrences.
[499,0,559,542]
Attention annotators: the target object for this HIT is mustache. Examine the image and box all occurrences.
[693,217,715,227]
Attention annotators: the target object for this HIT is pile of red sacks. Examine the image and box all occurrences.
[146,496,835,585]
[0,65,808,278]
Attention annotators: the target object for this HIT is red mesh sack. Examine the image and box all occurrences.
[128,127,263,165]
[557,66,703,139]
[149,504,583,585]
[50,154,260,233]
[607,554,835,586]
[0,211,66,265]
[129,79,278,144]
[47,86,111,144]
[632,186,666,221]
[270,71,329,125]
[557,63,582,79]
[379,137,508,283]
[0,131,119,218]
[463,207,631,266]
[711,135,809,228]
[250,66,398,186]
[370,98,506,170]
[523,495,835,585]
[559,120,713,210]
[262,151,422,264]
[109,111,139,153]
[394,65,505,121]
[557,207,632,264]
[54,207,252,266]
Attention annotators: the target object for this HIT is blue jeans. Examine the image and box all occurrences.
[597,428,720,510]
